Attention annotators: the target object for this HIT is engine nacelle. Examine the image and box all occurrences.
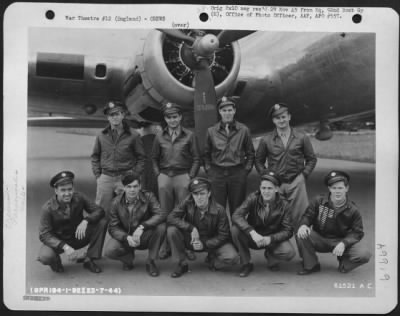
[135,30,241,109]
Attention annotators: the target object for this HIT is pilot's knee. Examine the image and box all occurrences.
[167,225,179,237]
[37,246,58,265]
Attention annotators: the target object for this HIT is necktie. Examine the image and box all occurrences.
[171,130,177,142]
[112,129,118,142]
[64,204,71,218]
[280,132,286,146]
[225,124,230,136]
[259,203,270,224]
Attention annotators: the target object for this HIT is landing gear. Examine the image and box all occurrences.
[315,120,333,140]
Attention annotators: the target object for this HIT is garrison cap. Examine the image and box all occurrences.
[103,101,127,115]
[162,102,182,116]
[189,177,211,193]
[324,170,350,186]
[268,103,290,119]
[260,170,281,186]
[50,171,74,188]
[217,96,236,110]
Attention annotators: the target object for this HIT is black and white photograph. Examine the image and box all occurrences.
[3,3,398,313]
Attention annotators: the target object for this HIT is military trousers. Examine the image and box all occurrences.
[207,165,248,215]
[296,230,372,271]
[280,173,309,229]
[104,223,166,264]
[95,174,124,219]
[38,218,108,266]
[158,172,190,253]
[167,226,239,268]
[231,225,296,266]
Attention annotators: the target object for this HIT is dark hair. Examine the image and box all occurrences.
[121,173,141,186]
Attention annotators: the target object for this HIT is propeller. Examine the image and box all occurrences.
[217,30,256,47]
[157,29,195,44]
[158,29,256,151]
[193,58,218,151]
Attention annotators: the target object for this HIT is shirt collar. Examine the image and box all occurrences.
[168,126,182,136]
[273,127,298,138]
[102,121,131,135]
[163,126,186,136]
[322,194,351,211]
[219,120,237,130]
[49,195,73,211]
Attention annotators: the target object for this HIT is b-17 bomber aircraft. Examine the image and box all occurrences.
[28,28,375,148]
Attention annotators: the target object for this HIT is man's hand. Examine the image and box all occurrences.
[297,225,311,239]
[127,235,137,248]
[63,244,78,261]
[132,226,144,246]
[192,240,204,251]
[191,227,200,244]
[250,230,266,248]
[262,236,272,247]
[332,242,346,257]
[75,220,88,240]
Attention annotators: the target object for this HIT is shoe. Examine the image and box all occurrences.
[146,261,159,277]
[171,263,189,278]
[239,263,254,277]
[297,263,321,275]
[186,250,196,261]
[83,260,102,273]
[268,264,280,272]
[159,250,171,260]
[50,257,64,273]
[122,262,134,271]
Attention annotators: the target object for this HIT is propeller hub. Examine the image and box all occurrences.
[193,34,219,57]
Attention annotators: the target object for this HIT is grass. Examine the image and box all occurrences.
[310,132,375,163]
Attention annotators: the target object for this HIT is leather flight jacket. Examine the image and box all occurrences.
[299,194,364,247]
[255,128,317,183]
[167,196,231,250]
[204,120,255,172]
[151,127,200,178]
[39,192,105,251]
[91,121,146,178]
[108,191,166,242]
[232,191,293,244]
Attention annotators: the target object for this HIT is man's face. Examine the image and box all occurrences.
[124,180,141,200]
[192,189,211,208]
[164,113,182,129]
[260,180,278,202]
[219,106,236,123]
[272,111,291,129]
[328,181,349,203]
[55,183,74,204]
[107,110,125,127]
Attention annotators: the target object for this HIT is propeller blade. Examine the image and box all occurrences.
[157,29,195,44]
[193,59,218,152]
[217,30,256,46]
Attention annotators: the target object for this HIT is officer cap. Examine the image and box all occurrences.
[217,96,236,110]
[189,177,211,193]
[162,102,182,116]
[268,103,290,119]
[260,170,281,186]
[103,101,127,115]
[121,173,141,186]
[324,170,350,186]
[50,171,75,188]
